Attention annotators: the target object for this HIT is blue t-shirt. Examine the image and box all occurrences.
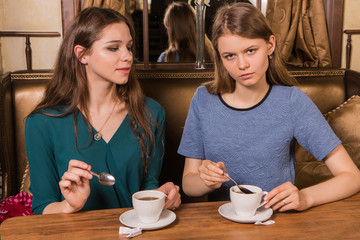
[178,85,340,201]
[157,51,180,62]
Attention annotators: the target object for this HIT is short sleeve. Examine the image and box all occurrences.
[177,87,205,159]
[157,52,166,62]
[291,87,341,161]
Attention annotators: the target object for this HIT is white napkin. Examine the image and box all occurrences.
[119,226,142,238]
[254,220,275,226]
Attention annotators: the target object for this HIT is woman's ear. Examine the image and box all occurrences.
[74,45,88,64]
[267,35,276,56]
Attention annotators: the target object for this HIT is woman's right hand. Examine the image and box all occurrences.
[198,160,228,189]
[58,159,93,213]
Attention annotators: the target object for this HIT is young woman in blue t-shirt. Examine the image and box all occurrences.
[179,3,360,212]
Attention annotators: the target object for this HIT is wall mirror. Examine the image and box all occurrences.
[130,0,264,63]
[61,0,343,69]
[61,0,264,69]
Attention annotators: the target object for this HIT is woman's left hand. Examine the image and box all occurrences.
[157,182,181,210]
[263,182,310,212]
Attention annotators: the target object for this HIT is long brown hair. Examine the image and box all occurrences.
[163,1,213,62]
[28,7,158,173]
[205,3,296,94]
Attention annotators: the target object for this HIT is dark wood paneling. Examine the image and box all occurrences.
[323,0,344,68]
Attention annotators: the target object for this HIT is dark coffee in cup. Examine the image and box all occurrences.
[232,189,254,194]
[235,191,247,194]
[138,197,159,201]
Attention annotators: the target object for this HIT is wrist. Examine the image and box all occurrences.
[62,200,80,213]
[300,189,314,210]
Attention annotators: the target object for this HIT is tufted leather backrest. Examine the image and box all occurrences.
[1,68,359,201]
[0,72,50,198]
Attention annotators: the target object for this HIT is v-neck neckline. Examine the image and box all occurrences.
[78,110,129,144]
[94,113,129,144]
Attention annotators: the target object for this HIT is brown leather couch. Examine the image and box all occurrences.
[1,68,360,203]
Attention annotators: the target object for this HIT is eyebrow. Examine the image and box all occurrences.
[104,39,133,44]
[221,44,259,55]
[244,44,259,50]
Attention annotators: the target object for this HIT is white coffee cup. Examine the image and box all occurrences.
[230,185,268,217]
[132,190,166,224]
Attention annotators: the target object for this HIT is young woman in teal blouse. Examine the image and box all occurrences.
[25,7,181,214]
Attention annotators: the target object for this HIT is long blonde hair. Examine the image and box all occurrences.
[28,7,159,173]
[205,3,296,94]
[163,1,213,62]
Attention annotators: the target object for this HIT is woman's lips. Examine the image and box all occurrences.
[117,67,131,73]
[239,72,253,79]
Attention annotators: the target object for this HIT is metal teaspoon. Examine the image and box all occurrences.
[89,170,116,186]
[224,173,254,194]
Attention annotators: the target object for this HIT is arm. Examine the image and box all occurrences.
[264,88,360,211]
[26,114,92,214]
[142,101,165,190]
[301,144,360,207]
[26,114,62,214]
[182,157,229,197]
[43,160,93,214]
[141,100,181,209]
[265,145,360,211]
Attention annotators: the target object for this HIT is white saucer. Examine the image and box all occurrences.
[119,209,176,230]
[218,202,273,223]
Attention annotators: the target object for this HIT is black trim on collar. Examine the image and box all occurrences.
[218,84,273,111]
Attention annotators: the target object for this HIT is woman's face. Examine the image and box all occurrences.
[82,22,133,86]
[217,34,275,89]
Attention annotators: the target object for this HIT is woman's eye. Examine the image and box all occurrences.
[247,49,256,54]
[107,47,118,52]
[224,54,234,59]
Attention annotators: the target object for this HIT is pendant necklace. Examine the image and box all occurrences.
[93,101,117,141]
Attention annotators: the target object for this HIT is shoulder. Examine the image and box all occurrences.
[192,85,216,102]
[145,97,163,110]
[195,85,213,96]
[157,52,166,62]
[26,106,71,125]
[271,85,321,120]
[271,85,309,102]
[145,97,165,116]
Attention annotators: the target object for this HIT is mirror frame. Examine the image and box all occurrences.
[61,0,343,69]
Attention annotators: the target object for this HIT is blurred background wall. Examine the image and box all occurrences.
[0,0,62,73]
[342,0,360,71]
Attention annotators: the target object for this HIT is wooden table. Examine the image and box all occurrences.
[1,193,360,239]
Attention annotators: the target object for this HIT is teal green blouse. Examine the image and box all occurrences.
[25,98,165,214]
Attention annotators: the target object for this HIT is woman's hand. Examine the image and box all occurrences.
[157,182,181,210]
[58,159,93,213]
[264,181,310,212]
[198,160,228,189]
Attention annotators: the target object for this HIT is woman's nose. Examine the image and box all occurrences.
[237,56,249,70]
[120,48,133,62]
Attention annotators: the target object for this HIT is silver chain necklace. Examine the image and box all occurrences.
[93,101,117,141]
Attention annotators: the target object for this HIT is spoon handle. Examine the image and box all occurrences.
[224,173,254,194]
[89,170,99,178]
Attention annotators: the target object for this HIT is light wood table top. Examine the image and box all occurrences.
[1,193,360,239]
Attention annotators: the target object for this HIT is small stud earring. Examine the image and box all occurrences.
[268,54,273,60]
[81,57,87,64]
